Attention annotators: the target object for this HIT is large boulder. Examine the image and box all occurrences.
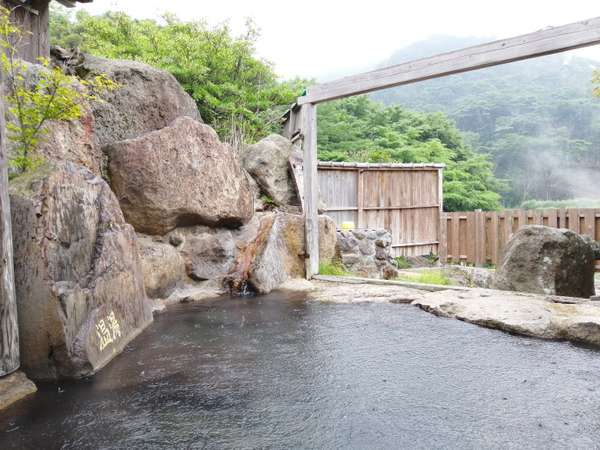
[52,47,201,147]
[10,162,153,380]
[105,117,254,235]
[243,135,299,206]
[226,213,337,295]
[137,235,186,299]
[492,226,595,298]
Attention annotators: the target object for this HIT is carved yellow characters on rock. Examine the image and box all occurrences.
[96,311,122,352]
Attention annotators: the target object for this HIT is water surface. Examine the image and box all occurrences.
[2,293,600,449]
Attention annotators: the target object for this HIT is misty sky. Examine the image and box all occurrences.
[76,0,600,80]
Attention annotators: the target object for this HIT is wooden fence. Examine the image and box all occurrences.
[440,208,600,266]
[318,162,444,257]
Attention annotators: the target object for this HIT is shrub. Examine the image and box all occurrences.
[0,6,117,175]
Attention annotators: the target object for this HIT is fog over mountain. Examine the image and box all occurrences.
[370,36,600,207]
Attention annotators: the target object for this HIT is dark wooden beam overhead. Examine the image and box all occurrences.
[298,16,600,104]
[54,0,93,7]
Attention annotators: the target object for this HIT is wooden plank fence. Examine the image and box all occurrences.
[318,162,444,257]
[440,208,600,268]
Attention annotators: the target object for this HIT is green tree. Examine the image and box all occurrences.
[317,96,504,211]
[1,6,116,174]
[50,7,305,146]
[594,70,600,97]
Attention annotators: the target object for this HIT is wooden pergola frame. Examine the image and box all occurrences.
[288,16,600,279]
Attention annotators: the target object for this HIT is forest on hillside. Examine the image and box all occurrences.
[372,36,600,207]
[49,9,600,211]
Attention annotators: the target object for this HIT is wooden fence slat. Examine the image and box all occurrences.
[466,212,475,264]
[357,169,364,228]
[545,209,558,228]
[442,208,600,269]
[568,208,580,233]
[474,211,485,266]
[489,212,498,265]
[439,215,448,263]
[452,214,460,263]
[583,210,595,238]
[558,208,567,229]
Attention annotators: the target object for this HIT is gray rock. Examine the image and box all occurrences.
[169,233,184,247]
[358,238,375,256]
[492,226,595,298]
[137,235,186,298]
[180,231,237,281]
[52,47,201,147]
[106,117,254,235]
[414,288,600,347]
[588,239,600,260]
[10,162,153,380]
[0,371,37,411]
[335,228,397,279]
[227,213,337,295]
[308,281,424,304]
[243,135,298,206]
[340,253,362,265]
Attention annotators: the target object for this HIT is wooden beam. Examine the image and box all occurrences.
[392,241,440,248]
[302,103,319,278]
[298,16,600,104]
[0,73,19,377]
[54,0,78,7]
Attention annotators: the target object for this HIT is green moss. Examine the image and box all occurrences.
[319,261,351,276]
[8,161,54,196]
[396,270,452,286]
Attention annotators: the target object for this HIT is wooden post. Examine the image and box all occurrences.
[302,103,319,278]
[437,168,444,257]
[0,73,19,377]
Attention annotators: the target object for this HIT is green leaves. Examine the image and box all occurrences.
[50,7,304,146]
[1,6,118,175]
[317,97,504,212]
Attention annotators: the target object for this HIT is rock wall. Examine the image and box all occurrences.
[336,229,398,279]
[10,163,152,380]
[5,52,338,382]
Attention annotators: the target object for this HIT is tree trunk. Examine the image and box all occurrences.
[0,72,19,376]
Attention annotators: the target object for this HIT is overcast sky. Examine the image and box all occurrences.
[77,0,600,80]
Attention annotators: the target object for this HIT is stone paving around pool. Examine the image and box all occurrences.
[298,279,600,348]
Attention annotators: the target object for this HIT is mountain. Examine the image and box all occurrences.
[371,36,600,207]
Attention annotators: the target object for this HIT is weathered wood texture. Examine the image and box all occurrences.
[0,75,19,376]
[298,16,600,104]
[2,0,50,63]
[441,209,600,268]
[318,162,444,257]
[302,104,319,277]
